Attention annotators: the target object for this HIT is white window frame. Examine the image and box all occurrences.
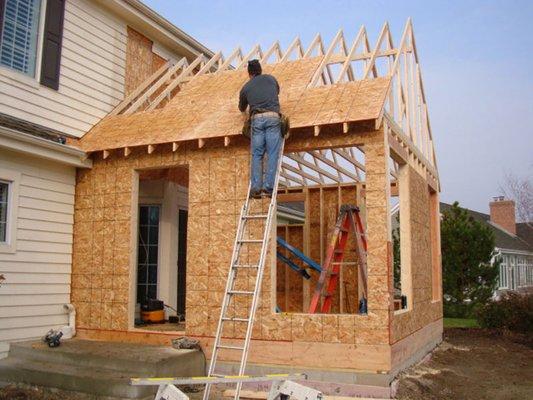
[0,167,21,253]
[498,255,508,289]
[0,0,47,81]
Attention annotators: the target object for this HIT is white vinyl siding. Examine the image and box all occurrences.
[0,0,127,137]
[0,148,75,359]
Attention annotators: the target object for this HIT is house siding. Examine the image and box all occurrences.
[0,0,127,138]
[0,148,75,359]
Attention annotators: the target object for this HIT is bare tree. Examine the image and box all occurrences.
[499,171,533,224]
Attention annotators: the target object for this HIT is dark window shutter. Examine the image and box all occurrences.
[0,0,5,45]
[40,0,65,90]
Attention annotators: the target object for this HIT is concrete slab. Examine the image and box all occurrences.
[0,339,205,399]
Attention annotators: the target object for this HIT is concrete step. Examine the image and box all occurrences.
[0,339,205,399]
[0,357,154,399]
[8,339,204,376]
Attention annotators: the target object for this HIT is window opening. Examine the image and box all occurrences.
[392,161,408,311]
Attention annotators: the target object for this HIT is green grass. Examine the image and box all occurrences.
[444,318,480,328]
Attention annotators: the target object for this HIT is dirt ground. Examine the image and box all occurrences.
[396,328,533,400]
[1,329,531,400]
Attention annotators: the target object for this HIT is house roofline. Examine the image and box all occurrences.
[495,247,533,257]
[487,220,518,238]
[95,0,214,59]
[0,127,92,168]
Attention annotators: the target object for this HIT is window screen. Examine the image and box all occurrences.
[0,0,41,76]
[137,205,160,303]
[0,181,8,243]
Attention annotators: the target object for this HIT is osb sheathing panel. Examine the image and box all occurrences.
[125,27,164,96]
[78,55,391,152]
[391,166,442,347]
[71,129,400,371]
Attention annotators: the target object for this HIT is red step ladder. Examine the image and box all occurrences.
[308,204,368,314]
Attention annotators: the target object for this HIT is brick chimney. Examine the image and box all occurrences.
[489,196,516,234]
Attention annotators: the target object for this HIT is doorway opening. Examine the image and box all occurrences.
[134,166,188,332]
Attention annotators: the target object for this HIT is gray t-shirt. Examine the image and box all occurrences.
[238,74,280,114]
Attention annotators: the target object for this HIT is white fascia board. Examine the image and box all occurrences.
[0,127,92,168]
[495,247,533,257]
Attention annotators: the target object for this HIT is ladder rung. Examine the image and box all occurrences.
[239,239,263,244]
[217,344,244,351]
[222,317,250,322]
[210,373,224,378]
[228,290,254,295]
[243,214,268,219]
[233,264,259,269]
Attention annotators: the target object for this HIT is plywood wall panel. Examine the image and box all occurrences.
[71,127,439,374]
[125,27,168,96]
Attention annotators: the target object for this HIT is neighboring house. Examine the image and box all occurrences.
[440,199,533,293]
[0,0,211,358]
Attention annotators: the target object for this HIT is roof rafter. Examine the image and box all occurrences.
[280,36,304,62]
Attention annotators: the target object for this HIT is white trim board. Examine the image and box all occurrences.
[0,127,91,168]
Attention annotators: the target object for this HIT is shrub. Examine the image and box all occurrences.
[476,292,533,333]
[441,202,499,318]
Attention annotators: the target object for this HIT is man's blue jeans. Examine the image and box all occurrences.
[250,114,282,194]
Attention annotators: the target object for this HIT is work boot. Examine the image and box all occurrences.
[262,189,273,198]
[250,190,262,199]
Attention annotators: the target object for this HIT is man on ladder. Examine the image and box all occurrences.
[201,60,288,400]
[239,59,282,198]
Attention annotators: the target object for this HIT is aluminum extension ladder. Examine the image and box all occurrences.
[203,140,286,400]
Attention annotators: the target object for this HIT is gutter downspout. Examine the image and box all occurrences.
[62,303,76,338]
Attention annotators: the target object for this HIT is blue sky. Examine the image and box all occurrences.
[144,0,532,214]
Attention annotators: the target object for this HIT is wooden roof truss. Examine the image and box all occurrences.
[105,19,437,190]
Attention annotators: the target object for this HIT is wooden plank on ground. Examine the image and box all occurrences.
[223,390,389,400]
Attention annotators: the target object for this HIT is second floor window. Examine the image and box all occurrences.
[0,181,8,243]
[0,0,42,76]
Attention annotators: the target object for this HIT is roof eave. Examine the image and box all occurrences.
[0,127,92,168]
[495,247,533,256]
